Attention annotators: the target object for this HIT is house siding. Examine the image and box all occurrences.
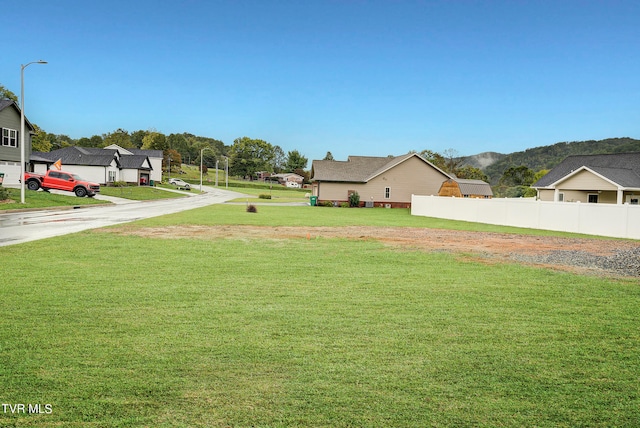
[0,106,27,163]
[368,156,445,202]
[559,170,618,191]
[538,188,621,204]
[317,156,448,207]
[0,103,33,184]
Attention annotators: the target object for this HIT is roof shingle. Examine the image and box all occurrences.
[533,152,640,188]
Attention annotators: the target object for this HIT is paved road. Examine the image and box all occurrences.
[0,186,249,247]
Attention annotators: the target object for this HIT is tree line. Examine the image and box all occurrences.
[8,83,633,193]
[2,84,310,180]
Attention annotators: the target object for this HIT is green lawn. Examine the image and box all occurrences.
[224,186,309,203]
[0,205,638,427]
[134,204,608,238]
[100,186,193,200]
[169,163,309,203]
[0,187,109,210]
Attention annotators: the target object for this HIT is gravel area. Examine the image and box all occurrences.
[105,225,640,279]
[510,247,640,278]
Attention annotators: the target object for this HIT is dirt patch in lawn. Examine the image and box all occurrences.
[104,225,640,279]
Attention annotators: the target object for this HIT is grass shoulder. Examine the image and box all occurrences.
[101,185,196,200]
[0,187,109,210]
[133,203,610,239]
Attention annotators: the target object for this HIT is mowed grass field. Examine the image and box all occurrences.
[1,205,638,427]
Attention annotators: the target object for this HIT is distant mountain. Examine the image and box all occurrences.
[460,151,506,170]
[462,137,640,185]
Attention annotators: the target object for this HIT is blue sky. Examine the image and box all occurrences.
[3,0,639,162]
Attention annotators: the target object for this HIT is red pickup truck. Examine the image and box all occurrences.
[23,170,100,197]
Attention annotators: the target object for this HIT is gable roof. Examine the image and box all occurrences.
[312,153,450,183]
[129,148,163,158]
[451,178,494,196]
[31,146,153,170]
[118,154,152,170]
[32,147,116,167]
[103,144,163,159]
[533,152,640,189]
[0,99,35,132]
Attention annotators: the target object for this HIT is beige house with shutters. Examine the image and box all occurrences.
[311,153,451,208]
[532,153,640,205]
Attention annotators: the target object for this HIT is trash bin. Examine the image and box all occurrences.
[310,196,317,206]
[150,180,154,187]
[0,173,4,186]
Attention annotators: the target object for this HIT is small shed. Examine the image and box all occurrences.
[438,178,493,199]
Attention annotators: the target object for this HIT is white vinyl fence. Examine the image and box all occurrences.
[411,195,640,239]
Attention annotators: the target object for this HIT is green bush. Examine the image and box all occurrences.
[349,191,360,207]
[0,186,10,201]
[339,202,350,208]
[319,200,334,207]
[112,181,128,187]
[258,194,272,199]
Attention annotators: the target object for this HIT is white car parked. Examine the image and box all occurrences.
[170,179,191,190]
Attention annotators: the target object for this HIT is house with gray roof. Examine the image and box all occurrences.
[31,146,154,185]
[0,100,36,185]
[438,178,493,198]
[532,152,640,204]
[104,144,163,184]
[311,153,451,208]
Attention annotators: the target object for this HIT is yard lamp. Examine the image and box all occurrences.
[199,147,214,191]
[20,60,47,204]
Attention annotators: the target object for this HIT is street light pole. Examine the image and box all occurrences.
[225,157,229,188]
[20,60,47,204]
[199,147,214,191]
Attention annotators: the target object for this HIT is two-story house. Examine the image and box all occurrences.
[0,100,36,185]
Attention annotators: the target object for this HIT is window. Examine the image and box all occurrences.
[588,194,599,203]
[2,128,18,147]
[384,187,390,199]
[108,171,116,182]
[558,193,564,202]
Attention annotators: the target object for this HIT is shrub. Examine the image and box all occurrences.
[339,202,350,208]
[0,186,10,201]
[112,181,128,187]
[319,200,334,207]
[246,204,258,213]
[258,194,272,199]
[349,191,360,207]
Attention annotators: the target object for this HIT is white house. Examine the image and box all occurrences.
[30,146,158,185]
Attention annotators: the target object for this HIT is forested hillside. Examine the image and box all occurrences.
[476,137,640,184]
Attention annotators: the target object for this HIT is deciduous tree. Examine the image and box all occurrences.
[141,132,167,151]
[499,165,535,186]
[31,124,52,152]
[229,137,275,178]
[0,84,18,102]
[103,129,132,148]
[456,165,489,181]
